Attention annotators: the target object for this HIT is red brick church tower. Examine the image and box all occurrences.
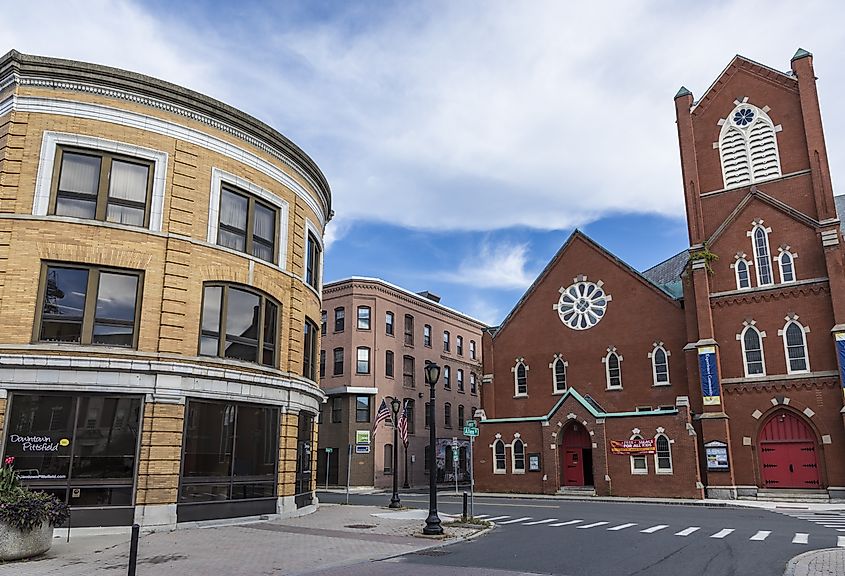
[676,49,845,499]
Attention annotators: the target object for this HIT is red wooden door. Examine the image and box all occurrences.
[563,449,584,486]
[759,412,820,489]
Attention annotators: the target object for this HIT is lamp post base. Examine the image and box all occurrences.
[389,495,402,509]
[423,512,443,535]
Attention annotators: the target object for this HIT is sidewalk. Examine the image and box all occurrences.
[785,549,845,576]
[1,504,484,576]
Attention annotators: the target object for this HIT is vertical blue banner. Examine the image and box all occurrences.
[836,334,845,397]
[698,346,721,406]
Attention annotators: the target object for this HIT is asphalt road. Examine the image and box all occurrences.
[317,491,843,576]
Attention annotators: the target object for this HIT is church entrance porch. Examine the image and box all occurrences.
[561,422,593,487]
[759,411,820,490]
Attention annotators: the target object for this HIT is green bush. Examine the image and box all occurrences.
[0,457,69,532]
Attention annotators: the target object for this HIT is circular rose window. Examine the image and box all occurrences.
[557,280,609,330]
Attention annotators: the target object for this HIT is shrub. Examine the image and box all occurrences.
[0,457,69,532]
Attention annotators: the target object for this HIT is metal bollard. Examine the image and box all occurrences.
[128,523,140,576]
[462,491,468,521]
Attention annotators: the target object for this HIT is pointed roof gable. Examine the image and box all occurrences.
[690,54,798,116]
[493,230,682,339]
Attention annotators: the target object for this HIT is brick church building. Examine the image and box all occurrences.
[474,49,845,500]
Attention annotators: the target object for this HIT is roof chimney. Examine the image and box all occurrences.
[416,290,441,303]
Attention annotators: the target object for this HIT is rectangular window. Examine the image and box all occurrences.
[384,443,393,474]
[456,336,463,356]
[470,373,477,394]
[424,402,430,429]
[319,350,326,379]
[423,325,432,347]
[457,369,464,392]
[385,312,394,335]
[333,348,344,375]
[52,148,153,228]
[199,283,280,367]
[443,366,451,390]
[470,340,476,360]
[444,403,452,428]
[405,399,415,435]
[443,331,450,352]
[356,347,370,374]
[356,396,370,423]
[181,400,278,503]
[458,405,464,427]
[385,350,394,377]
[331,397,342,423]
[303,319,318,380]
[357,306,371,330]
[321,310,327,336]
[305,232,321,289]
[38,263,142,348]
[404,315,414,345]
[217,185,279,264]
[334,308,345,332]
[403,355,415,388]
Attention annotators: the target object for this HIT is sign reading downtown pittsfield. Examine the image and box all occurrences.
[698,345,721,405]
[6,434,72,479]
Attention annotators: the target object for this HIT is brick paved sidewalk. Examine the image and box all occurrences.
[785,549,845,576]
[0,505,478,576]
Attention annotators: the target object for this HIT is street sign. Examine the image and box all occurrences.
[463,426,479,437]
[452,449,459,462]
[356,430,371,444]
[325,447,333,453]
[355,444,370,454]
[465,420,477,429]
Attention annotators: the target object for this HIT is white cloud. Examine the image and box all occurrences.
[441,241,535,290]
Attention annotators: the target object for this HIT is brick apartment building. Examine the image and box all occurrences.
[317,278,485,489]
[475,49,845,500]
[0,51,329,528]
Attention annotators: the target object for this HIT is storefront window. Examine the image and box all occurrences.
[180,400,278,503]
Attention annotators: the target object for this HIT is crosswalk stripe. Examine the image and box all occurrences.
[641,525,669,534]
[838,536,845,548]
[523,519,556,526]
[550,520,582,527]
[486,516,510,522]
[711,529,734,539]
[675,527,700,536]
[607,523,637,531]
[750,531,771,541]
[498,517,532,525]
[577,521,609,529]
[792,533,809,544]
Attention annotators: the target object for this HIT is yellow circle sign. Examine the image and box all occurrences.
[59,438,70,447]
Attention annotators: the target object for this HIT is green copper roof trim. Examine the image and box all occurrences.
[675,86,692,99]
[791,48,812,62]
[480,387,678,424]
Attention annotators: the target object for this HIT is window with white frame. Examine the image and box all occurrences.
[630,435,647,475]
[513,359,528,396]
[718,103,781,188]
[741,325,766,377]
[778,250,796,283]
[470,372,477,394]
[470,340,476,360]
[650,344,670,386]
[655,434,672,473]
[733,256,752,290]
[493,439,506,473]
[550,355,567,393]
[604,349,622,389]
[751,224,773,286]
[512,438,526,474]
[783,319,810,373]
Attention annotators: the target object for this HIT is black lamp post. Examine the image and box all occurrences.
[389,396,402,508]
[423,361,443,535]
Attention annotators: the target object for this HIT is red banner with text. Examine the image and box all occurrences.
[610,439,656,455]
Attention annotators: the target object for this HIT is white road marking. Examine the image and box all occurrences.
[838,536,845,548]
[498,517,532,525]
[750,531,771,541]
[792,533,809,544]
[675,527,700,536]
[641,525,669,534]
[607,523,637,531]
[710,529,735,539]
[523,519,556,526]
[486,516,510,522]
[550,520,583,527]
[577,521,609,529]
[473,515,490,519]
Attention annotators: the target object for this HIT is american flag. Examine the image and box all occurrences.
[397,400,409,447]
[372,398,391,437]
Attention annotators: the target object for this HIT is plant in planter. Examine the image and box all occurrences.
[0,457,70,561]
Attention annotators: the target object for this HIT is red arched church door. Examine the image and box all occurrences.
[561,422,592,487]
[759,411,820,489]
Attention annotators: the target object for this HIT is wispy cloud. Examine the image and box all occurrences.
[441,241,535,290]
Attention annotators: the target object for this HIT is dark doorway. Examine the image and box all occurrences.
[759,411,820,489]
[560,422,593,487]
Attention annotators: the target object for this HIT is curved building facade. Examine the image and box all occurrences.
[0,50,330,528]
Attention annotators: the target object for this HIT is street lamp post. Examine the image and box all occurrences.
[423,361,443,535]
[389,396,402,508]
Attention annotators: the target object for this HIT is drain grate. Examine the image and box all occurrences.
[344,524,376,529]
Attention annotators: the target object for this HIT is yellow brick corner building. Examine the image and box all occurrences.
[0,50,330,529]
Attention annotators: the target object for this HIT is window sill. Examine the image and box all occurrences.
[513,394,528,399]
[652,383,672,387]
[656,470,673,475]
[605,387,623,391]
[786,370,811,376]
[494,470,506,475]
[552,389,567,395]
[631,470,648,475]
[512,470,525,475]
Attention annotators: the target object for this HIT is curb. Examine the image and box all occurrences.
[783,547,840,576]
[437,492,747,509]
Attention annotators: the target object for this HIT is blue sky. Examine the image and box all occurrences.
[4,0,845,325]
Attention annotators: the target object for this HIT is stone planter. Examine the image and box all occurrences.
[0,520,53,561]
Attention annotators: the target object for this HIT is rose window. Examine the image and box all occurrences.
[557,280,609,330]
[733,108,754,127]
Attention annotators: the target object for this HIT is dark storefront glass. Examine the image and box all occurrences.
[180,400,278,504]
[295,412,314,508]
[3,393,142,512]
